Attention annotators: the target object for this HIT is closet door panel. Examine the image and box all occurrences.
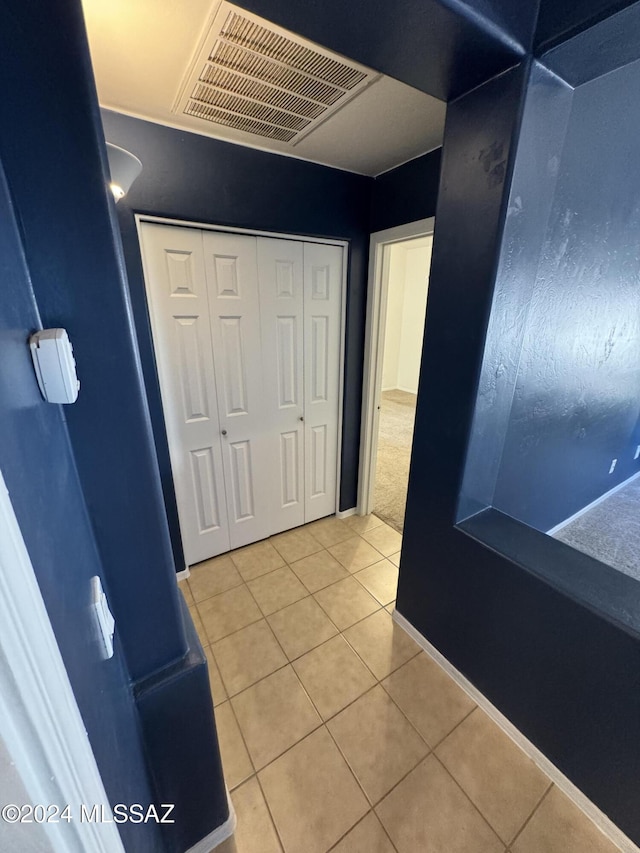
[304,243,343,521]
[139,223,230,565]
[257,238,305,534]
[203,232,271,549]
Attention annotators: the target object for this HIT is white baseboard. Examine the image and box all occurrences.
[176,567,191,581]
[337,507,357,519]
[547,471,640,535]
[185,791,236,853]
[392,609,639,853]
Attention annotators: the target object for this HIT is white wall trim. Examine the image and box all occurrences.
[184,792,236,853]
[358,218,435,516]
[392,609,639,853]
[176,567,191,582]
[0,469,125,853]
[335,242,349,518]
[547,471,640,535]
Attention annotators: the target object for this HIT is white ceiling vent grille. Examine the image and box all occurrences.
[174,2,379,145]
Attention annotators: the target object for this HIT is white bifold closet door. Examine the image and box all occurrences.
[303,242,343,522]
[257,238,306,534]
[202,232,271,550]
[140,224,231,563]
[139,221,342,566]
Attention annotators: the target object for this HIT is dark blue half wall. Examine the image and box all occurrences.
[135,601,229,853]
[398,53,640,844]
[102,110,372,569]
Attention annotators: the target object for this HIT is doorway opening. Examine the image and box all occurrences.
[359,219,434,531]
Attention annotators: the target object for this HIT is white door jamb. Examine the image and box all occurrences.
[357,217,435,516]
[0,469,125,853]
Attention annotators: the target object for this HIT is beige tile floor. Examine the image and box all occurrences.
[180,515,623,853]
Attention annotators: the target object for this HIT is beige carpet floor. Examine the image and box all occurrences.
[373,389,417,533]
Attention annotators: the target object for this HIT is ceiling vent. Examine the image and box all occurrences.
[174,2,379,145]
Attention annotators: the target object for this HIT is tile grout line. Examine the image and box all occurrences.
[209,588,394,701]
[430,751,513,847]
[253,771,287,853]
[425,703,479,752]
[324,689,432,807]
[348,563,399,608]
[325,809,400,853]
[221,698,288,852]
[218,631,565,853]
[242,568,291,623]
[506,781,554,850]
[221,648,427,833]
[196,554,385,645]
[193,586,409,704]
[188,529,393,618]
[217,616,421,794]
[374,671,467,754]
[225,696,257,784]
[368,612,557,847]
[339,621,423,684]
[312,589,385,637]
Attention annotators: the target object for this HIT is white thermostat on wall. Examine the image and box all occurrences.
[29,328,80,404]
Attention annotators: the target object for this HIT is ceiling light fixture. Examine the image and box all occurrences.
[105,143,142,201]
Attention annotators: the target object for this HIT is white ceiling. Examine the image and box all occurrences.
[81,0,446,176]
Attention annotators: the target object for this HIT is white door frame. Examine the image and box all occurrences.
[135,214,348,526]
[0,468,125,853]
[358,217,435,516]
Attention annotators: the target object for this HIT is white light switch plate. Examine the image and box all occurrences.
[90,576,115,659]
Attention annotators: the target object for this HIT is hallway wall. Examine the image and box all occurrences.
[371,149,442,232]
[382,240,432,395]
[102,110,371,566]
[0,148,160,853]
[491,57,640,531]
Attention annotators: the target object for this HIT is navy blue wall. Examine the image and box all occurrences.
[457,61,575,522]
[535,0,639,50]
[0,150,160,853]
[370,149,442,233]
[492,58,640,530]
[234,0,535,99]
[0,0,186,684]
[102,110,372,568]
